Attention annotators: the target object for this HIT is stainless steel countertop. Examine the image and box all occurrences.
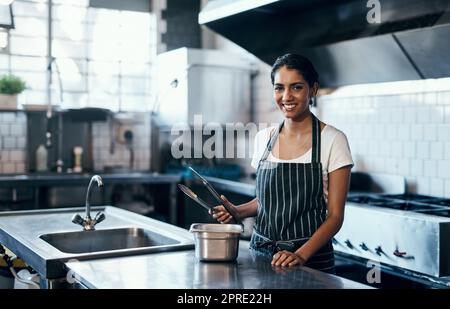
[0,206,194,279]
[66,241,372,289]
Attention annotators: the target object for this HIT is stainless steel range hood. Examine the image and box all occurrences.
[199,0,450,87]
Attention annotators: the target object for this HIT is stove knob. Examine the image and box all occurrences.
[359,242,368,251]
[393,249,407,257]
[375,246,383,256]
[344,239,353,249]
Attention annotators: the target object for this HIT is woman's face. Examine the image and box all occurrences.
[273,66,316,120]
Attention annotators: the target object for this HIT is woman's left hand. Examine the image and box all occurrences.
[271,250,306,267]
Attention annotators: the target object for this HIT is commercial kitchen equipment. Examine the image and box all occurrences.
[334,173,450,287]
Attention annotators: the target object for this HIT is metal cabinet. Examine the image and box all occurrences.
[154,47,252,125]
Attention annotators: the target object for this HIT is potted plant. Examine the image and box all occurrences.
[0,74,27,109]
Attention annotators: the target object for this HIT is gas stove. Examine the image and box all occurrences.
[346,193,450,216]
[334,174,450,284]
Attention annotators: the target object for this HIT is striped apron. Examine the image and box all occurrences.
[249,114,335,273]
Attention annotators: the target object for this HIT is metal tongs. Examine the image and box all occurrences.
[178,166,241,224]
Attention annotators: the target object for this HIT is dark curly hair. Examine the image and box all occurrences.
[270,53,319,87]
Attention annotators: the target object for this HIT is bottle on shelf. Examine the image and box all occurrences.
[36,144,48,172]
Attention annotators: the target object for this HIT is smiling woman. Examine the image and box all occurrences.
[211,54,354,274]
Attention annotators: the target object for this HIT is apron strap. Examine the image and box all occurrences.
[259,121,284,163]
[259,113,321,164]
[311,113,321,163]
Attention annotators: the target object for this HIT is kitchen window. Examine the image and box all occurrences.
[0,0,156,111]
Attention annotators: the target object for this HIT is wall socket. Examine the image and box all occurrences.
[115,124,134,144]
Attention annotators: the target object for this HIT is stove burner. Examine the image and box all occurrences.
[347,193,450,217]
[346,195,391,204]
[381,202,442,211]
[416,208,450,217]
[383,194,450,205]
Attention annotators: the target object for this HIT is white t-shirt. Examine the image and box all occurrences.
[251,124,354,201]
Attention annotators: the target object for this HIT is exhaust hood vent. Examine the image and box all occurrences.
[200,0,450,87]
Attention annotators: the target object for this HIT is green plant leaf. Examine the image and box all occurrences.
[0,75,27,95]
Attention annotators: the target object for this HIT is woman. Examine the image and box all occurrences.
[212,53,353,273]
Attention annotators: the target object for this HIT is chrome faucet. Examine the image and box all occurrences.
[72,175,106,231]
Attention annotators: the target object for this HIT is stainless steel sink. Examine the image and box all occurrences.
[0,206,194,280]
[40,227,179,254]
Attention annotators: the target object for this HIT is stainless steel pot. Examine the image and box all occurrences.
[189,223,243,262]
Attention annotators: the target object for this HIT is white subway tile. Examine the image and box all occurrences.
[15,163,25,174]
[2,137,16,149]
[412,93,424,106]
[377,108,389,124]
[444,179,450,198]
[368,141,379,156]
[423,92,437,105]
[410,124,424,140]
[9,150,25,162]
[430,141,444,160]
[94,138,106,148]
[445,106,450,123]
[133,149,143,160]
[0,150,9,161]
[15,112,26,122]
[372,124,383,140]
[416,141,430,159]
[386,124,398,140]
[0,124,9,135]
[416,177,430,195]
[375,157,386,172]
[9,124,25,137]
[424,160,437,177]
[444,180,450,198]
[138,161,149,170]
[16,137,26,149]
[445,142,450,160]
[1,113,16,122]
[437,160,450,179]
[398,159,409,176]
[437,124,450,142]
[437,91,450,106]
[429,178,444,197]
[362,124,371,137]
[390,141,403,158]
[2,163,15,173]
[385,158,397,173]
[430,106,444,123]
[424,124,437,141]
[100,150,109,160]
[410,159,423,176]
[389,107,403,123]
[380,142,390,156]
[403,141,416,159]
[417,106,430,123]
[398,125,410,141]
[92,123,101,136]
[403,107,416,124]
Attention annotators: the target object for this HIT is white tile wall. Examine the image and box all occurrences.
[0,112,27,173]
[315,83,450,197]
[92,112,150,172]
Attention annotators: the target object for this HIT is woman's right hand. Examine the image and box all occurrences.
[209,195,238,224]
